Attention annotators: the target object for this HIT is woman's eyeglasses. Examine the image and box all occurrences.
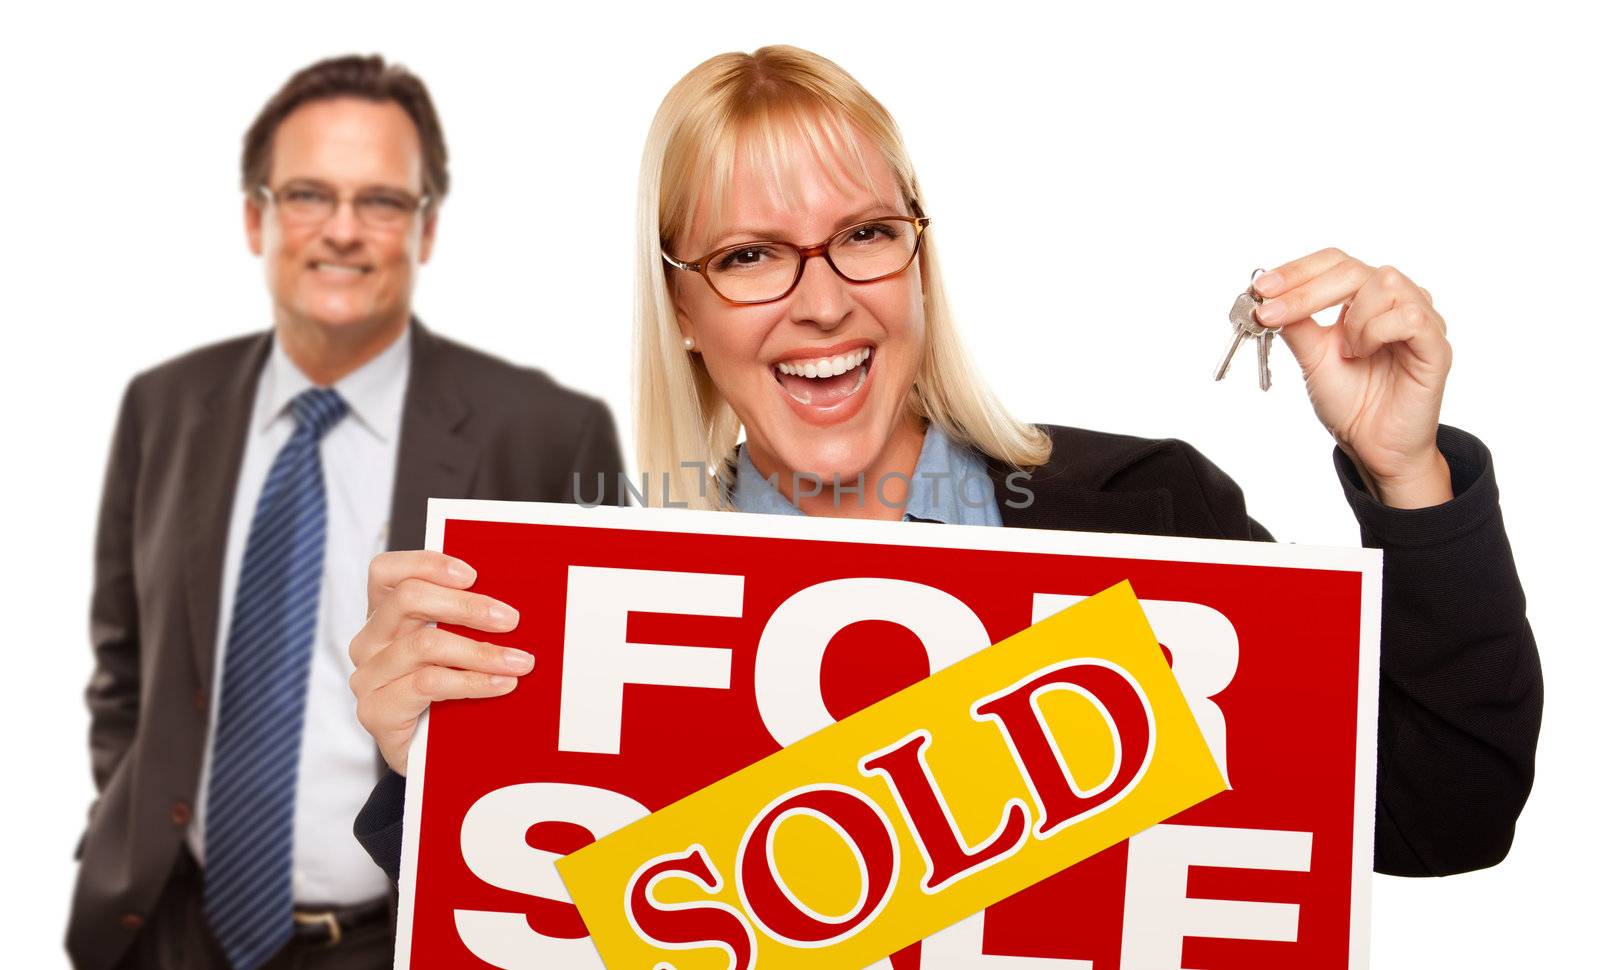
[662,213,930,305]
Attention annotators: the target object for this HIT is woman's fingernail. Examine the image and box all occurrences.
[447,559,477,584]
[1256,300,1287,324]
[1253,272,1283,295]
[503,649,535,673]
[488,675,516,690]
[489,603,520,628]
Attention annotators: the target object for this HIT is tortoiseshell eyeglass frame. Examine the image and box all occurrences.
[661,203,930,306]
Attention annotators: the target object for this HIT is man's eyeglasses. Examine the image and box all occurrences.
[662,212,930,305]
[256,181,429,230]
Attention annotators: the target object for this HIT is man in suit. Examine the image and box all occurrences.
[67,54,624,970]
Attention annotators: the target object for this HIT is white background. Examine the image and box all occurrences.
[2,1,1593,966]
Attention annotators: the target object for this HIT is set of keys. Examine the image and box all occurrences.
[1213,268,1280,391]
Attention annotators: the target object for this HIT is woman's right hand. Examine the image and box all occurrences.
[349,550,532,775]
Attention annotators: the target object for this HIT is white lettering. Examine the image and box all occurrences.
[455,782,649,968]
[560,566,744,754]
[1121,823,1314,967]
[755,578,991,746]
[1033,594,1239,785]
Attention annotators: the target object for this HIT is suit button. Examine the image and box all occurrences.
[193,689,208,713]
[170,801,192,827]
[121,913,144,930]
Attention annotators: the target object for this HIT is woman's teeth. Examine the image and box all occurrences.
[775,347,871,379]
[773,347,872,407]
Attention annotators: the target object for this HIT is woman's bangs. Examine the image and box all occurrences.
[692,102,895,247]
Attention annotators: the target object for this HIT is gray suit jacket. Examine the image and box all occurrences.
[67,320,625,970]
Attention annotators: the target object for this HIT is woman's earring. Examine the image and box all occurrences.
[683,337,696,351]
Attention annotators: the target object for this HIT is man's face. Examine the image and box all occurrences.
[245,97,435,335]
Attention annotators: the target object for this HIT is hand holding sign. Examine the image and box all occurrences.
[347,550,530,774]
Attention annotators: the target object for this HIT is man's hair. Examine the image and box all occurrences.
[241,54,449,208]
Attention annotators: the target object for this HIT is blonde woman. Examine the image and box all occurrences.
[349,47,1538,885]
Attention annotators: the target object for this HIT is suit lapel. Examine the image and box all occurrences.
[186,333,272,689]
[988,452,1175,536]
[388,320,479,551]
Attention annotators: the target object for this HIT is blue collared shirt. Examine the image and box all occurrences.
[731,423,1003,526]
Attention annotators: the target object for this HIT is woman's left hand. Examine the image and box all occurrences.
[1251,248,1454,509]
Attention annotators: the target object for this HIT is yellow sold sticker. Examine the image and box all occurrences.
[557,582,1225,969]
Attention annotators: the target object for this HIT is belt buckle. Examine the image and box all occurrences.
[292,909,343,948]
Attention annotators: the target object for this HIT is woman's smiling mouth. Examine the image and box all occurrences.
[772,346,872,407]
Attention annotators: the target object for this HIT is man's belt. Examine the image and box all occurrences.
[290,898,389,947]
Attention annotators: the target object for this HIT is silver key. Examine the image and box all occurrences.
[1213,289,1266,381]
[1256,326,1275,390]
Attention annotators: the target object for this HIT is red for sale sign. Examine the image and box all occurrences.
[396,500,1379,969]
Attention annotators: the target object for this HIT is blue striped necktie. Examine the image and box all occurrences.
[204,387,348,970]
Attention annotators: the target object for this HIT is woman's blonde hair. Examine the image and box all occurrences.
[634,45,1050,509]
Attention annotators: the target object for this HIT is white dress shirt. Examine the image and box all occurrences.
[188,326,410,905]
